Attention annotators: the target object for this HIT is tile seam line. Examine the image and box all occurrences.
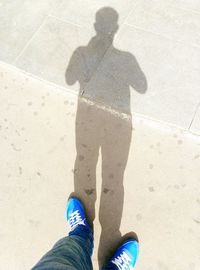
[189,101,200,130]
[132,111,198,137]
[124,23,200,50]
[13,15,49,64]
[0,60,78,97]
[1,60,200,138]
[48,14,90,29]
[13,1,63,64]
[48,11,136,35]
[122,1,140,26]
[119,1,138,27]
[49,0,138,31]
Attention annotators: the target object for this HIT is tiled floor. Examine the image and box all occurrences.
[0,0,200,133]
[0,62,200,270]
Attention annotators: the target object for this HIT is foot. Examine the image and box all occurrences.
[66,197,90,232]
[103,239,139,270]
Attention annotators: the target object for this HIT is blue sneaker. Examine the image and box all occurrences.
[103,240,139,270]
[66,197,90,232]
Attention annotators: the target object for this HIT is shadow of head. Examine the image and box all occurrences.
[94,7,119,41]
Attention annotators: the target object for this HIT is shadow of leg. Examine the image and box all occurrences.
[98,113,132,267]
[98,183,123,266]
[74,99,101,224]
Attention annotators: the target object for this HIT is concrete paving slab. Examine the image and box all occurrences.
[113,24,200,128]
[0,0,60,63]
[15,16,94,91]
[0,62,200,270]
[126,0,200,47]
[169,0,200,13]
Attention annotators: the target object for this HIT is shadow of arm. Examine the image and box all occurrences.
[129,54,147,94]
[65,50,79,85]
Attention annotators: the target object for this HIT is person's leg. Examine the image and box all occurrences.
[102,239,139,270]
[32,198,93,270]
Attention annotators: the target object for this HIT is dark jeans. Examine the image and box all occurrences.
[31,225,117,270]
[31,225,93,270]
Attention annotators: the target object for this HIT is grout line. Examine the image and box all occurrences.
[188,101,200,130]
[121,2,138,27]
[0,59,78,96]
[13,15,49,64]
[48,14,92,30]
[114,2,138,40]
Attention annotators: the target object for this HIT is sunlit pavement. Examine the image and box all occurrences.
[0,1,200,270]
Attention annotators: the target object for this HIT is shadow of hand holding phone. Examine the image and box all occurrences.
[65,7,147,267]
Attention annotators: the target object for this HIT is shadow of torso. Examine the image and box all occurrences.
[66,36,147,114]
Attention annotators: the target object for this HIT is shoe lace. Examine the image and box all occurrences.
[111,251,133,270]
[68,210,85,231]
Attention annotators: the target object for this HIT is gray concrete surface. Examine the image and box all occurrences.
[0,1,200,132]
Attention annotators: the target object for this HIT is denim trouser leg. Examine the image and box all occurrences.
[32,225,93,270]
[101,263,116,270]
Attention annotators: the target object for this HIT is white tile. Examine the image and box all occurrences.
[0,0,60,63]
[190,105,200,134]
[15,16,95,90]
[171,0,200,13]
[52,0,135,27]
[106,25,200,128]
[126,0,200,47]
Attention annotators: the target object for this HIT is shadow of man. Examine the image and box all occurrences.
[65,7,147,267]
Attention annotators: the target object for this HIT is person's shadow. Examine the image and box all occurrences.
[65,7,147,267]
